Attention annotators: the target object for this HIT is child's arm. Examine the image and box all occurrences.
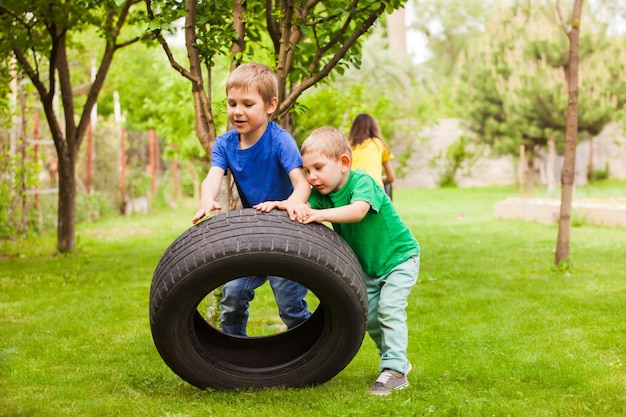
[282,168,311,215]
[192,166,226,224]
[382,160,396,185]
[300,200,370,225]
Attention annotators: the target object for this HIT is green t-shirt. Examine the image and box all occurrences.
[308,169,420,277]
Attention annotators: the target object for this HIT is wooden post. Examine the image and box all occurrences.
[9,62,17,159]
[86,122,93,194]
[114,91,126,203]
[149,129,156,196]
[519,145,525,198]
[33,113,40,214]
[120,126,126,200]
[172,143,179,199]
[155,133,160,190]
[18,78,27,233]
[547,139,556,198]
[586,132,593,182]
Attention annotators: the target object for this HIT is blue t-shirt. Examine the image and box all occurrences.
[211,122,302,207]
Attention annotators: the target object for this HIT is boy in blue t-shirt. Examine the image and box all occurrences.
[192,62,311,336]
[276,126,420,396]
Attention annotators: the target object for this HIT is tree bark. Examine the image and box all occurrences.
[555,0,583,267]
[56,144,77,252]
[185,0,215,154]
[222,0,246,211]
[54,29,80,252]
[232,0,245,68]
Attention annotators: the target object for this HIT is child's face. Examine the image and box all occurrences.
[227,87,278,142]
[302,151,351,195]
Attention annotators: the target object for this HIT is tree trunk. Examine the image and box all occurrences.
[56,143,77,252]
[185,0,214,154]
[555,0,583,267]
[55,34,80,253]
[232,0,245,68]
[221,0,245,210]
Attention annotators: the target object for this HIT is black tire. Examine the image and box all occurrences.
[149,208,367,390]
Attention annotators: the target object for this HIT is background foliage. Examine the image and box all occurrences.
[0,0,624,238]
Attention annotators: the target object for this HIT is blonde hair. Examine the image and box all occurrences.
[226,62,278,106]
[301,126,352,161]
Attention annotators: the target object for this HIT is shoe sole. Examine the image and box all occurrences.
[367,380,410,396]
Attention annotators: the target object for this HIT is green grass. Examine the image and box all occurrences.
[1,181,625,416]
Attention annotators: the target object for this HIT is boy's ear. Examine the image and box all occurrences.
[266,97,278,115]
[340,154,351,170]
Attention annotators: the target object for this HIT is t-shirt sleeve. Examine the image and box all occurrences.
[210,135,229,170]
[276,131,303,173]
[350,173,384,214]
[381,139,393,163]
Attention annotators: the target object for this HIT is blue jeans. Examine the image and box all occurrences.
[365,256,419,374]
[220,276,311,336]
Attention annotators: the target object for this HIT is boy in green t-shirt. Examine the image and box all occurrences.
[281,126,420,395]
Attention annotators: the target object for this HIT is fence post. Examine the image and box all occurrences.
[149,129,156,196]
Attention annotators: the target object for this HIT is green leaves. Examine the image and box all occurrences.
[455,1,623,157]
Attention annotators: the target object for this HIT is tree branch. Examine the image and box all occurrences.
[12,48,46,102]
[51,28,76,143]
[232,0,245,67]
[556,0,570,34]
[144,0,199,83]
[266,0,281,52]
[77,1,142,149]
[307,0,360,73]
[277,3,387,118]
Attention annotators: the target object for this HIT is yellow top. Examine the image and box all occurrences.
[351,137,393,186]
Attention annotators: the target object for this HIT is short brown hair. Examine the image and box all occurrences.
[301,126,352,162]
[226,62,278,106]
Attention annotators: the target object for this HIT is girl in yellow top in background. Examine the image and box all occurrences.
[348,113,396,199]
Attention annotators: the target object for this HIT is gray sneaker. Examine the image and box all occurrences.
[367,363,412,396]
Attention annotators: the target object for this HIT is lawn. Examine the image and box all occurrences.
[1,182,625,416]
